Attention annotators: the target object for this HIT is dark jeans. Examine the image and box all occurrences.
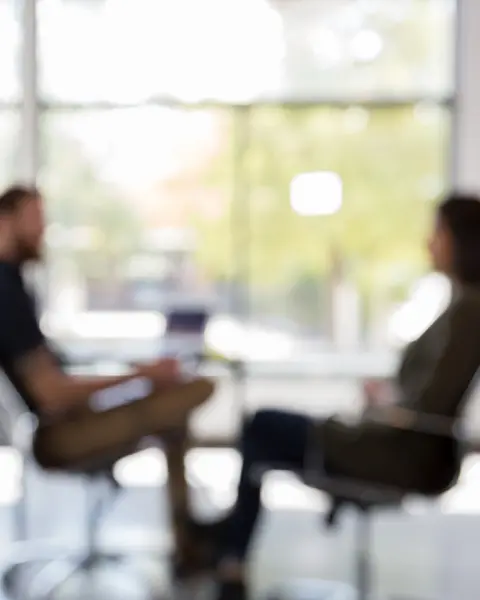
[221,409,313,561]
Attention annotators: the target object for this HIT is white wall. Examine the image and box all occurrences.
[439,5,480,598]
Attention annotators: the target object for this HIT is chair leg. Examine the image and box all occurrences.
[12,456,31,543]
[12,488,28,543]
[82,475,121,568]
[3,475,138,600]
[86,479,103,557]
[355,509,372,600]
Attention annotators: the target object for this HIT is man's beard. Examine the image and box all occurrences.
[17,240,43,263]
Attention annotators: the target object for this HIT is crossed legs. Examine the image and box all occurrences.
[32,377,214,565]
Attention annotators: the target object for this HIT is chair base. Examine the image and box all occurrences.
[2,547,152,600]
[264,578,358,600]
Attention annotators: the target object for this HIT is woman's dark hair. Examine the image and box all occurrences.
[0,184,39,215]
[438,193,480,285]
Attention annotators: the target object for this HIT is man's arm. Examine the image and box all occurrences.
[14,346,145,416]
[15,347,182,416]
[0,282,171,415]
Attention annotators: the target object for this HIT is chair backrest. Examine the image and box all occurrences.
[0,371,36,453]
[0,402,11,445]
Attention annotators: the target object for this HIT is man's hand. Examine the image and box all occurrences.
[134,358,181,385]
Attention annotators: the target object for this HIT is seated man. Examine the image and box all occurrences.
[204,194,480,600]
[0,185,214,571]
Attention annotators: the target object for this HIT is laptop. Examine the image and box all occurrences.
[162,308,210,362]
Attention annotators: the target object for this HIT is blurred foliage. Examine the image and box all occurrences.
[276,0,454,100]
[40,132,143,279]
[39,103,448,326]
[195,105,448,299]
[32,0,452,327]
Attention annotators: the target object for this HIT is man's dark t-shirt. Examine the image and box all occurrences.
[0,261,46,414]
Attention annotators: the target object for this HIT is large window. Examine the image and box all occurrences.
[246,104,449,356]
[37,0,455,437]
[0,0,20,105]
[0,111,19,188]
[0,0,20,186]
[38,0,455,104]
[39,107,238,439]
[40,107,234,345]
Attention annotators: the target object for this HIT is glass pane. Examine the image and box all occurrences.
[243,104,450,416]
[40,103,450,432]
[40,107,240,439]
[38,0,455,104]
[0,111,20,186]
[0,0,20,103]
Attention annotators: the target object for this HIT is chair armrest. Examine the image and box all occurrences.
[369,407,460,439]
[12,412,37,454]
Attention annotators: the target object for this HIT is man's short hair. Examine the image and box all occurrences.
[0,185,39,215]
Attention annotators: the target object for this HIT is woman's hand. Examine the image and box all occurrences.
[362,378,395,408]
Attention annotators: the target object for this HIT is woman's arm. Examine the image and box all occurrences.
[402,294,480,417]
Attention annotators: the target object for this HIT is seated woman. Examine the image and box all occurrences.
[192,194,480,600]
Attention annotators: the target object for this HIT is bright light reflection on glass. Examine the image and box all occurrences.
[350,29,383,62]
[387,273,451,345]
[290,171,343,216]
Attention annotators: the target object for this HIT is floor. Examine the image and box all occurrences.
[0,450,480,600]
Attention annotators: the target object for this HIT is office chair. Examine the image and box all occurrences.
[1,405,147,600]
[261,409,466,600]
